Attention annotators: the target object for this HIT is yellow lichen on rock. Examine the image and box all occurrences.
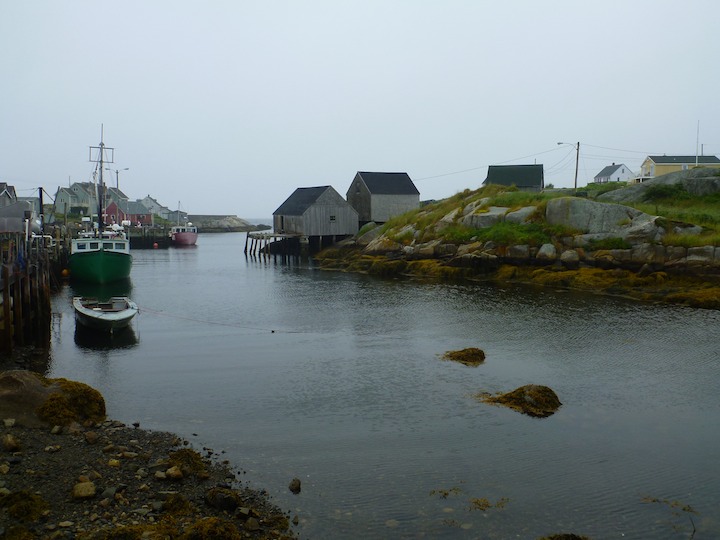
[442,348,486,367]
[479,385,562,418]
[168,448,209,478]
[0,490,49,522]
[35,378,106,426]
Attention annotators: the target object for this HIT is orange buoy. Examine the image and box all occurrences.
[153,242,159,249]
[61,268,69,278]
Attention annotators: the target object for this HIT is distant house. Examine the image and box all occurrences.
[166,210,189,225]
[105,200,152,226]
[483,164,544,192]
[18,196,42,215]
[105,186,129,206]
[139,196,171,220]
[346,171,420,225]
[273,186,358,237]
[0,182,35,233]
[0,183,18,207]
[52,181,97,216]
[638,155,720,181]
[593,163,635,183]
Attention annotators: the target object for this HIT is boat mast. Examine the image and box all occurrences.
[89,125,114,232]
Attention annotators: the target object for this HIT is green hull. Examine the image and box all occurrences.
[69,250,132,284]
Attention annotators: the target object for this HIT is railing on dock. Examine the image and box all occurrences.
[244,232,306,256]
[244,231,353,257]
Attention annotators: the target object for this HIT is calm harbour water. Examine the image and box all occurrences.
[49,232,720,539]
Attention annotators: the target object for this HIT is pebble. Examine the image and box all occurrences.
[2,434,21,452]
[165,466,184,479]
[72,481,97,499]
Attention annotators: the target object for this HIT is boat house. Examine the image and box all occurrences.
[271,185,358,253]
[483,165,544,192]
[346,171,420,226]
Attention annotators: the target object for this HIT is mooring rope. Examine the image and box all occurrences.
[135,305,299,334]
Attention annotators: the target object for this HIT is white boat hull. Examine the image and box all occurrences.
[73,296,138,333]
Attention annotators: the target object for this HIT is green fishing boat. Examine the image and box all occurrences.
[68,130,133,284]
[69,229,132,284]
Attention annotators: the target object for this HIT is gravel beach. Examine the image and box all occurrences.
[0,367,298,539]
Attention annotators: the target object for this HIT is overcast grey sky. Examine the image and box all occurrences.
[2,1,719,218]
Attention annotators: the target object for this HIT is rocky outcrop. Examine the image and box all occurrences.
[314,188,720,308]
[479,385,562,418]
[597,167,720,204]
[0,371,105,428]
[349,196,720,275]
[188,215,269,233]
[441,348,486,367]
[462,206,509,228]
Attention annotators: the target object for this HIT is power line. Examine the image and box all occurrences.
[415,142,655,184]
[582,143,659,155]
[414,146,560,181]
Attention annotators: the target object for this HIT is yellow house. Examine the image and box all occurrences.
[638,155,720,181]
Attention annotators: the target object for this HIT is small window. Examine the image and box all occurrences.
[77,243,86,250]
[89,242,99,249]
[115,242,126,250]
[330,215,336,221]
[103,242,114,249]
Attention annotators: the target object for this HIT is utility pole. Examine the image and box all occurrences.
[573,141,580,195]
[38,187,44,234]
[557,141,580,194]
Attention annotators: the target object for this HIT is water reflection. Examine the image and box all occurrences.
[73,324,139,351]
[70,278,133,300]
[47,234,720,540]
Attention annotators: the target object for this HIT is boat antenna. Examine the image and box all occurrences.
[89,124,114,232]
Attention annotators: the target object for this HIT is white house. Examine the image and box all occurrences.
[593,163,635,183]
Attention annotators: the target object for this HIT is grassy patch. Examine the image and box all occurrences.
[631,192,720,231]
[473,222,552,246]
[662,231,720,247]
[643,183,691,202]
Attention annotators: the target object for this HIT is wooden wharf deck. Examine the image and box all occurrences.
[244,232,305,256]
[1,232,55,354]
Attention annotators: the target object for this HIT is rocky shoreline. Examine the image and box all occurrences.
[314,185,720,310]
[0,371,296,540]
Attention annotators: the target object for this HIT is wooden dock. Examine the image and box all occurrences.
[244,232,305,256]
[1,232,55,354]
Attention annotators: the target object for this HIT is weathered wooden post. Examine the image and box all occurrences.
[1,265,11,353]
[13,269,24,346]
